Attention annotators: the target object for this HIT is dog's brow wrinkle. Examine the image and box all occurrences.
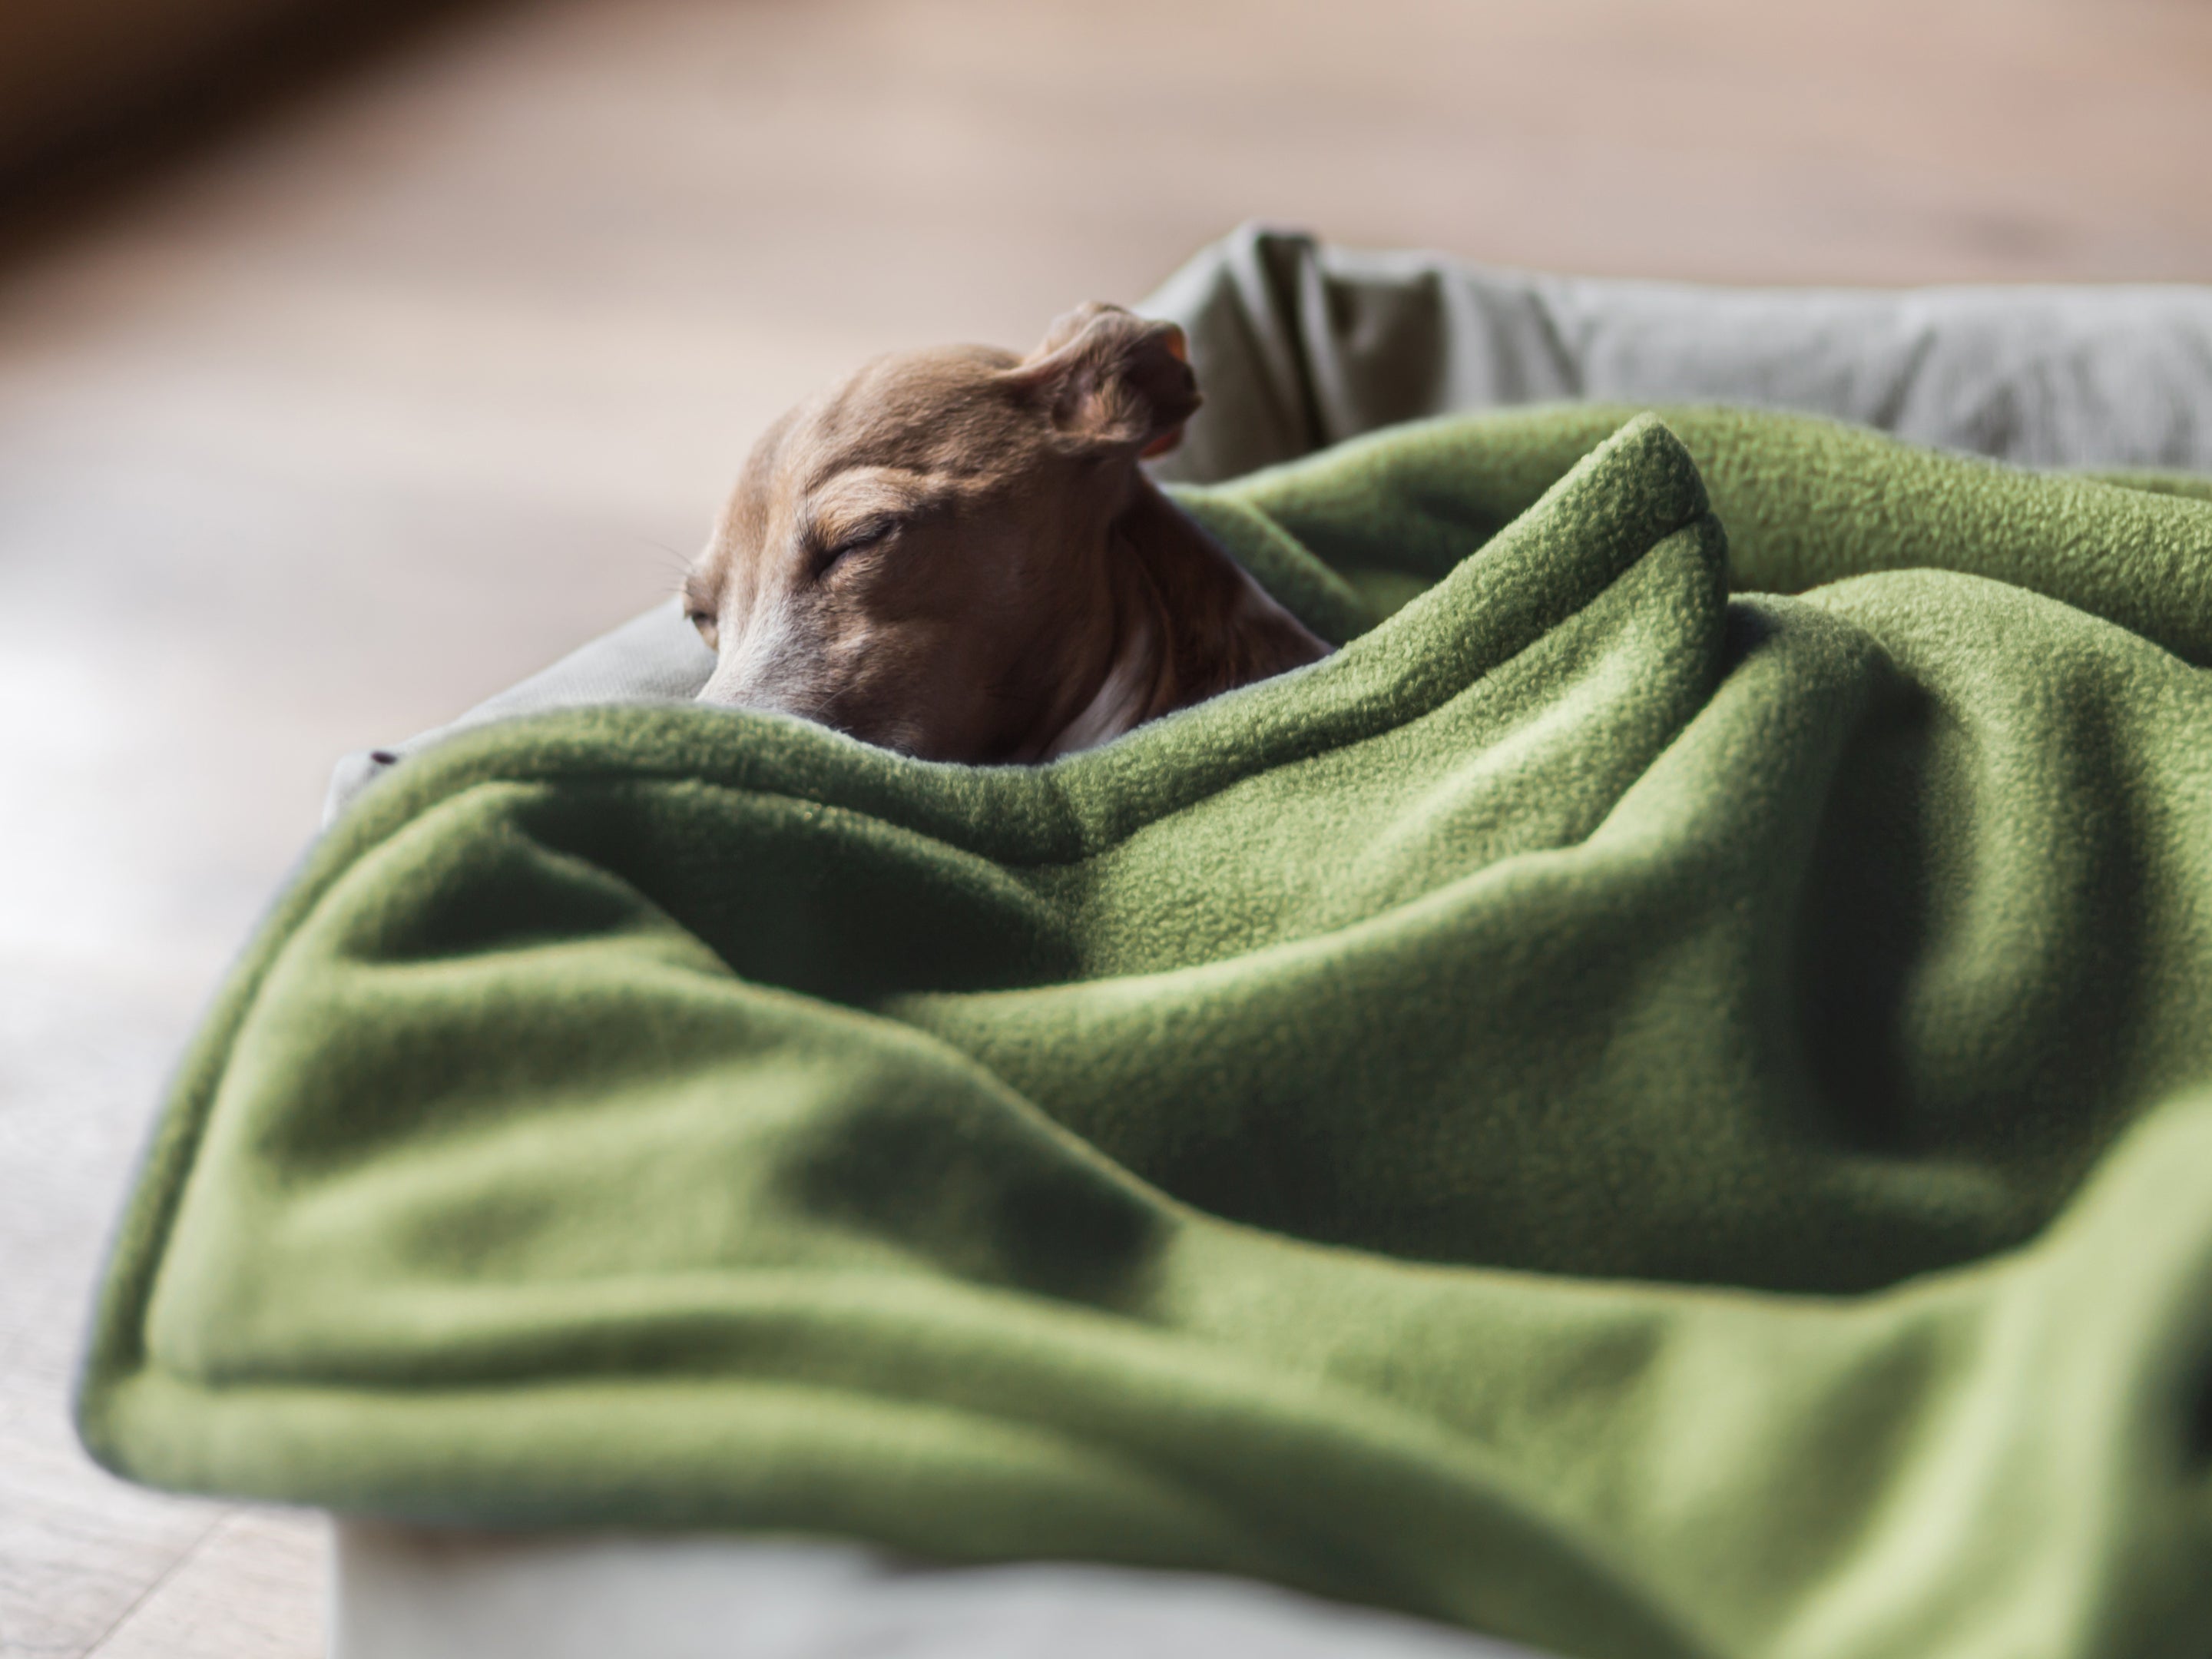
[790,493,845,556]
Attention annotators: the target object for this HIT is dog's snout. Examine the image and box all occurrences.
[695,661,786,714]
[696,639,827,728]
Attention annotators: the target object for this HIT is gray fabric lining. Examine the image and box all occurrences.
[322,602,713,823]
[335,1528,1535,1659]
[1144,227,2212,482]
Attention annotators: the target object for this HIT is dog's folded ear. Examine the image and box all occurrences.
[1014,302,1201,459]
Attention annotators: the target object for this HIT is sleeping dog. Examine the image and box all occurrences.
[683,303,1331,763]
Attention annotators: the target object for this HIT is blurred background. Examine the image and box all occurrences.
[5,1,2210,1652]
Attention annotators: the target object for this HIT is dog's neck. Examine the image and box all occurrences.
[1039,477,1330,760]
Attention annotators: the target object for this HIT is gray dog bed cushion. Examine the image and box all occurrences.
[323,223,2212,823]
[337,1529,1541,1659]
[1147,223,2212,482]
[323,227,2212,1659]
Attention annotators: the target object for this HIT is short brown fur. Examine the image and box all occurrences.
[684,303,1331,763]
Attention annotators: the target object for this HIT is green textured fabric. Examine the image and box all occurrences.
[81,407,2212,1659]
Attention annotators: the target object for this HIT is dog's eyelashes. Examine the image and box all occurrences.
[813,518,898,579]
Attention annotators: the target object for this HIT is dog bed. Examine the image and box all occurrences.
[321,225,2212,816]
[86,229,2212,1659]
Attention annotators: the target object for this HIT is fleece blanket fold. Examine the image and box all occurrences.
[81,407,2212,1659]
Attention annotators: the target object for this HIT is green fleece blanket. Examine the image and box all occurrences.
[81,408,2212,1659]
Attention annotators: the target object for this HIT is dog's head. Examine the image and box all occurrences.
[684,303,1199,762]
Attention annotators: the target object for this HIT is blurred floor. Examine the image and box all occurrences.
[4,0,2210,1653]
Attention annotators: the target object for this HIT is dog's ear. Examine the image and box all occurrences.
[1015,302,1200,459]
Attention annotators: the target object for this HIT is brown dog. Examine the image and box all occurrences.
[682,303,1331,763]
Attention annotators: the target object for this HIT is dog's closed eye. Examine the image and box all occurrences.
[680,573,720,648]
[813,516,899,580]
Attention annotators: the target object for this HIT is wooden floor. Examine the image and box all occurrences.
[4,0,2210,1652]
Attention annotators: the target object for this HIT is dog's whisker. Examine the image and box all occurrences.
[634,537,700,585]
